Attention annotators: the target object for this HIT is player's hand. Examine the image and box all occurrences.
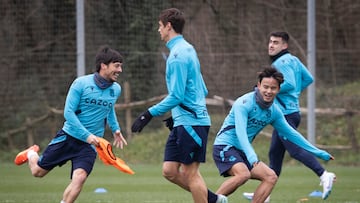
[131,110,153,133]
[86,134,99,146]
[163,117,174,131]
[113,130,127,149]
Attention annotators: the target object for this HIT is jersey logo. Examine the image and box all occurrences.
[85,98,113,108]
[248,118,267,128]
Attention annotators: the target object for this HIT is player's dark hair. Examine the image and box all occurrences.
[270,31,290,43]
[159,8,185,34]
[95,46,123,72]
[258,66,284,87]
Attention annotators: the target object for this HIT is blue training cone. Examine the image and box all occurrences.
[309,190,322,197]
[94,188,108,193]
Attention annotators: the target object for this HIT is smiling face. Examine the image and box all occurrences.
[268,36,288,56]
[257,77,280,102]
[100,62,122,82]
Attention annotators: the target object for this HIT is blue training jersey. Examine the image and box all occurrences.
[149,35,210,126]
[214,91,331,165]
[62,74,121,142]
[272,53,314,115]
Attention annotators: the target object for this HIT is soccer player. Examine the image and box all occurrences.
[267,31,336,199]
[131,8,227,203]
[212,67,334,203]
[14,46,128,203]
[244,31,336,202]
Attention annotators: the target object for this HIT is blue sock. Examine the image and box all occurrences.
[208,189,218,203]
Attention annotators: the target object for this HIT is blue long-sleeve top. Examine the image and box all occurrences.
[272,53,314,115]
[149,35,211,126]
[214,91,331,165]
[62,74,121,142]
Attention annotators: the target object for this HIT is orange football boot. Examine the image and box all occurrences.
[14,145,40,165]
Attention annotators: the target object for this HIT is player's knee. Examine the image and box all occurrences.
[72,169,88,185]
[30,166,47,178]
[32,170,46,177]
[234,171,251,185]
[265,172,278,186]
[162,167,176,181]
[238,170,251,180]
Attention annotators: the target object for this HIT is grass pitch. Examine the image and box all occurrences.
[1,161,359,203]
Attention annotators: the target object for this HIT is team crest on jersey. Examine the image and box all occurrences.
[110,89,114,97]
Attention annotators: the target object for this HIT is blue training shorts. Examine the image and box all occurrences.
[38,130,97,178]
[212,145,252,177]
[164,125,209,164]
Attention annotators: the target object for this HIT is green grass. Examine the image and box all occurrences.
[2,122,359,203]
[1,161,359,203]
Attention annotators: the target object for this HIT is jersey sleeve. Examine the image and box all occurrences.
[272,112,331,161]
[107,107,120,132]
[276,62,296,94]
[298,59,314,91]
[63,79,91,142]
[149,60,186,116]
[234,100,259,165]
[107,84,121,133]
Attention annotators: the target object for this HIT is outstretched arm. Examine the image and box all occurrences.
[273,115,333,161]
